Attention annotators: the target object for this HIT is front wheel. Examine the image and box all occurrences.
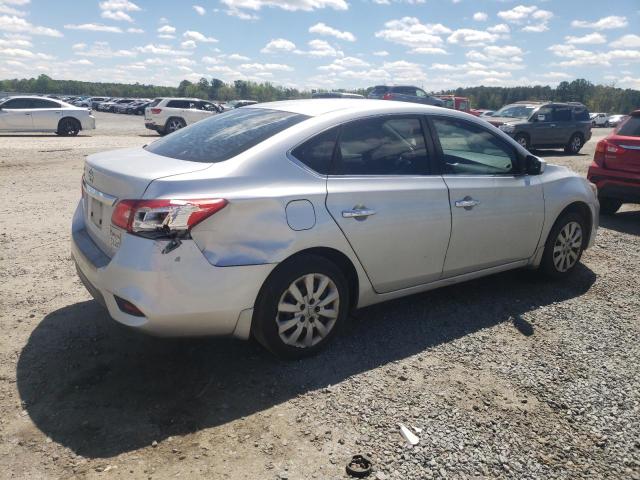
[57,118,80,136]
[540,212,586,278]
[604,121,610,128]
[564,134,583,154]
[252,254,349,359]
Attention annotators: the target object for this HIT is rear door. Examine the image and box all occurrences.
[429,115,544,277]
[325,115,452,293]
[0,98,34,130]
[551,105,574,145]
[30,98,63,130]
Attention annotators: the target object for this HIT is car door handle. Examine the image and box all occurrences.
[342,208,377,219]
[455,197,480,209]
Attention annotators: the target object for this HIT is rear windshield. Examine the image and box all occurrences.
[617,116,640,137]
[145,108,308,163]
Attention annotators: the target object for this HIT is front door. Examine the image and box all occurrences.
[325,115,452,293]
[429,116,545,277]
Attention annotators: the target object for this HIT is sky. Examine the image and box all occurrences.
[0,0,639,91]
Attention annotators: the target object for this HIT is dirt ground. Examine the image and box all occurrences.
[0,112,638,479]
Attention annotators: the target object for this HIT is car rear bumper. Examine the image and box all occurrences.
[588,165,640,203]
[70,201,274,338]
[144,121,162,132]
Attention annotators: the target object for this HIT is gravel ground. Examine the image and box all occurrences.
[0,112,639,479]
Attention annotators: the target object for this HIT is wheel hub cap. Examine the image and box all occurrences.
[276,273,339,348]
[552,221,582,272]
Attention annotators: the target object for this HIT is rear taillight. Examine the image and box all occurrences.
[594,140,625,167]
[382,93,392,100]
[111,198,227,237]
[150,108,162,114]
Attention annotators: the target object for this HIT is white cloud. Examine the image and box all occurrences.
[473,12,488,22]
[74,41,136,58]
[183,30,217,43]
[571,16,627,30]
[0,34,29,47]
[127,27,143,33]
[222,0,348,19]
[228,53,250,61]
[261,38,297,53]
[565,33,606,45]
[410,47,448,55]
[99,0,140,11]
[373,0,426,3]
[136,44,193,56]
[309,22,355,41]
[0,46,53,59]
[373,50,389,56]
[0,4,27,16]
[447,29,499,47]
[483,45,524,58]
[306,39,343,57]
[65,23,123,33]
[487,24,510,34]
[375,17,450,51]
[610,34,640,49]
[497,5,553,33]
[0,14,62,36]
[193,5,206,15]
[181,40,197,49]
[157,25,176,34]
[101,10,133,22]
[239,62,293,72]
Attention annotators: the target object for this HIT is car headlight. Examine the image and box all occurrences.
[499,124,515,133]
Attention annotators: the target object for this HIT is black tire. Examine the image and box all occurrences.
[252,254,350,359]
[604,121,610,128]
[540,212,587,278]
[599,197,622,215]
[57,118,81,136]
[514,133,530,150]
[164,117,186,134]
[564,133,583,154]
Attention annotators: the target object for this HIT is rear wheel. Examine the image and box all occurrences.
[57,118,80,136]
[165,117,186,134]
[599,197,622,215]
[514,133,530,150]
[564,134,583,154]
[252,254,349,359]
[604,121,610,128]
[540,212,586,278]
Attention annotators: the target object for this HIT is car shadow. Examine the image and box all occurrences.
[0,134,91,138]
[17,265,596,459]
[599,209,640,236]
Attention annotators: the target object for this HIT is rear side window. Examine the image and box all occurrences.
[32,99,61,108]
[291,127,338,175]
[145,108,308,163]
[167,100,192,108]
[334,116,429,175]
[432,117,517,175]
[553,107,572,122]
[617,116,640,137]
[573,108,589,121]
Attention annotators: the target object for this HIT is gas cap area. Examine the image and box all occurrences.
[285,200,316,231]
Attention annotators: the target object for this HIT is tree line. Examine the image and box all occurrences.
[1,75,638,114]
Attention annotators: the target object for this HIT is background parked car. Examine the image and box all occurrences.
[0,95,95,136]
[126,101,151,115]
[367,85,444,107]
[223,99,258,109]
[587,110,640,214]
[435,95,471,113]
[608,114,628,127]
[492,101,592,154]
[590,113,610,127]
[311,92,364,99]
[144,97,222,135]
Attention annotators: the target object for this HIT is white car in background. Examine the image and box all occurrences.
[144,97,222,135]
[0,96,95,136]
[590,113,610,128]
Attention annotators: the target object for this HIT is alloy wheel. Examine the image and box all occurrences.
[552,221,582,272]
[570,136,582,153]
[276,273,340,348]
[167,119,184,133]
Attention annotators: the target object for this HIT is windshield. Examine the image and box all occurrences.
[145,108,308,163]
[493,105,536,119]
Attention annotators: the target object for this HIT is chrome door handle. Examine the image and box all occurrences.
[342,208,376,219]
[455,197,480,209]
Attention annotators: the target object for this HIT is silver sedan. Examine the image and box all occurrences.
[71,99,599,358]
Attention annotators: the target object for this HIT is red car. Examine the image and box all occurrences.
[587,110,640,214]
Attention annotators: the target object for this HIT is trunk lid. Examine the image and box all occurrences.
[82,147,212,257]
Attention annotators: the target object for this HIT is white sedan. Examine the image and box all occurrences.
[0,96,95,136]
[72,99,599,358]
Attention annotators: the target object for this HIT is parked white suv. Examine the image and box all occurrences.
[144,97,222,135]
[0,96,96,136]
[590,113,610,128]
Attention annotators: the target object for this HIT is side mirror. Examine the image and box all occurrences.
[525,155,546,175]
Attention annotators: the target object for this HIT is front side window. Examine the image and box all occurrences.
[145,108,308,163]
[334,116,429,175]
[535,106,553,122]
[432,117,517,175]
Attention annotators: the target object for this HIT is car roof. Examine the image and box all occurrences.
[251,98,465,118]
[160,97,204,101]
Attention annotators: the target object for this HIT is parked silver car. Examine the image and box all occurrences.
[72,100,599,358]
